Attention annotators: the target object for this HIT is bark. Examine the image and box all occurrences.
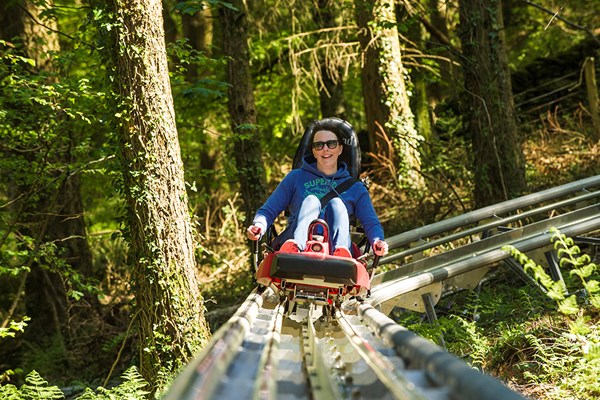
[426,0,455,106]
[219,0,267,221]
[108,0,210,386]
[315,0,346,119]
[355,0,424,189]
[458,0,527,207]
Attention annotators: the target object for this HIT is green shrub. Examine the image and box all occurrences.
[0,367,149,400]
[502,228,600,399]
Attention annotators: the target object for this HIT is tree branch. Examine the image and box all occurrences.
[521,0,600,45]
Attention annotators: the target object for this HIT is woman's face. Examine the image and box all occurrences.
[312,129,343,174]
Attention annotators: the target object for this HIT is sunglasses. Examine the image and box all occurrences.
[312,140,339,150]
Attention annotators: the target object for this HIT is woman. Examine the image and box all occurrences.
[246,119,388,258]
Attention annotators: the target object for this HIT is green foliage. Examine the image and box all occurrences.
[75,367,149,400]
[0,317,30,340]
[500,228,600,398]
[504,1,600,70]
[174,1,237,15]
[0,367,150,400]
[503,227,600,321]
[0,370,64,400]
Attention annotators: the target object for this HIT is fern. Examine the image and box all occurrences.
[18,370,64,399]
[74,366,149,400]
[0,383,21,400]
[0,367,149,400]
[0,317,30,340]
[502,228,600,398]
[503,227,600,318]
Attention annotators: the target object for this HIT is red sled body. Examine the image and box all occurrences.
[255,220,371,306]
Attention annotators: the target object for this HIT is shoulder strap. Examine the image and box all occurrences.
[320,177,360,208]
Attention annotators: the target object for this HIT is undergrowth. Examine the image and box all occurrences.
[396,228,600,399]
[501,229,600,399]
[0,367,148,400]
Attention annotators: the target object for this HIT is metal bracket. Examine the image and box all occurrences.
[503,257,548,295]
[545,250,565,283]
[390,282,442,313]
[444,266,491,292]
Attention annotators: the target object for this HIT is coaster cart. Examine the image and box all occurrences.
[251,118,380,316]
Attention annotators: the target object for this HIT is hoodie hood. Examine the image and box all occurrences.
[301,154,350,180]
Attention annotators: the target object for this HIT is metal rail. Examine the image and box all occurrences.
[355,302,525,400]
[163,176,600,400]
[370,204,600,307]
[382,175,600,261]
[335,311,440,399]
[162,288,283,400]
[163,298,526,399]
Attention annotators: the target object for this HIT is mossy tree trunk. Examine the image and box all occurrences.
[355,0,424,189]
[458,0,527,207]
[108,0,210,387]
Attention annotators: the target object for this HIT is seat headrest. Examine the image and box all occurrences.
[292,117,362,179]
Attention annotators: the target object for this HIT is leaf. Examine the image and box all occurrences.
[571,264,596,279]
[583,279,600,295]
[589,294,600,309]
[547,280,567,301]
[568,315,591,335]
[557,295,579,315]
[20,370,64,399]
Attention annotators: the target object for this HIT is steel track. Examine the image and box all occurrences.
[164,176,600,399]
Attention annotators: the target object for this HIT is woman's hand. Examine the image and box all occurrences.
[246,225,262,241]
[373,239,389,256]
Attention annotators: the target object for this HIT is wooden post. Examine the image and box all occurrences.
[584,57,600,142]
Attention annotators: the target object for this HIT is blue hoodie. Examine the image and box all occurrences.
[252,155,384,245]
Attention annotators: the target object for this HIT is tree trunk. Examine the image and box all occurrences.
[355,0,424,189]
[458,0,527,207]
[426,0,455,107]
[0,0,59,71]
[108,0,210,387]
[220,1,267,221]
[315,0,346,119]
[183,6,213,81]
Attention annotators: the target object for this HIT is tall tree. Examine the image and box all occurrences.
[458,0,527,207]
[220,0,268,221]
[182,5,213,81]
[355,0,425,189]
[314,0,347,119]
[107,0,210,387]
[424,0,455,107]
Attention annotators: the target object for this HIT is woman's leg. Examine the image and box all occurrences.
[325,197,351,252]
[292,195,321,250]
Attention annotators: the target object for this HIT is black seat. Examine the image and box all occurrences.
[292,117,362,179]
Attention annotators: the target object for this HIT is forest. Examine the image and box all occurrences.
[0,0,599,399]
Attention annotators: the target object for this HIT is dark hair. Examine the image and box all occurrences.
[310,120,344,143]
